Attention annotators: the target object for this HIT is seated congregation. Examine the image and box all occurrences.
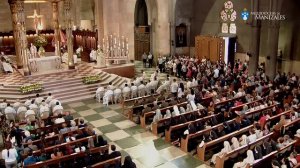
[119,56,300,168]
[0,94,136,168]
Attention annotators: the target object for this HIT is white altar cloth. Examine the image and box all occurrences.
[62,54,78,64]
[29,56,61,73]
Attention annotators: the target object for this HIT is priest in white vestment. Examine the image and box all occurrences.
[1,60,13,73]
[90,49,97,62]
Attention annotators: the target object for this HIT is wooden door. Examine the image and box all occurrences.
[134,26,150,61]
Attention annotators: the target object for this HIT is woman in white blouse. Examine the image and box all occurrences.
[1,142,18,168]
[177,83,185,98]
[186,89,195,103]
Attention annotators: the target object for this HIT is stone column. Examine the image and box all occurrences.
[8,0,27,69]
[95,0,104,46]
[266,22,280,79]
[169,22,176,56]
[51,0,61,56]
[64,0,75,69]
[248,0,261,75]
[265,0,282,79]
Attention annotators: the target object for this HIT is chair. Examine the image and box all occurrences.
[31,108,39,113]
[103,91,114,106]
[138,88,145,97]
[40,111,49,119]
[131,89,138,99]
[96,90,105,103]
[6,113,16,122]
[26,114,36,122]
[114,93,122,104]
[17,111,26,122]
[123,91,131,100]
[53,109,63,116]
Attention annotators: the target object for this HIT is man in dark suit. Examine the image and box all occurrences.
[109,145,121,159]
[253,146,263,159]
[261,141,273,156]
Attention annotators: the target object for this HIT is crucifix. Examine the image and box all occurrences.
[27,9,43,35]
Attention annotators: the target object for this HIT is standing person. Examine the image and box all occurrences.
[148,52,153,68]
[2,142,18,168]
[171,79,179,97]
[142,52,147,68]
[122,155,137,168]
[158,56,163,72]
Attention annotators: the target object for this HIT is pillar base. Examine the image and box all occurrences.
[68,65,75,69]
[17,65,23,69]
[23,71,31,76]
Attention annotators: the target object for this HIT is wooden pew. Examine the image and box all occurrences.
[245,140,297,168]
[230,99,262,112]
[215,132,274,168]
[122,93,159,106]
[129,95,177,120]
[283,118,300,134]
[181,105,275,153]
[28,118,79,135]
[165,114,218,142]
[25,145,109,168]
[152,109,203,135]
[197,125,254,161]
[91,156,122,168]
[215,95,245,107]
[23,127,85,147]
[17,113,68,126]
[180,118,235,153]
[140,102,188,128]
[122,93,159,112]
[32,135,96,156]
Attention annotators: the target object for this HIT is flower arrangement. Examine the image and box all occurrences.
[33,35,47,47]
[20,83,43,94]
[82,75,101,84]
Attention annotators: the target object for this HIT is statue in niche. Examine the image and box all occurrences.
[176,23,187,47]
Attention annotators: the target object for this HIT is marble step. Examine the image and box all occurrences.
[43,78,83,88]
[56,90,95,102]
[61,94,95,104]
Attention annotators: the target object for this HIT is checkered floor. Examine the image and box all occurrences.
[64,99,209,168]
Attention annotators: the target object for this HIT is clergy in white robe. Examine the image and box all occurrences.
[122,84,131,99]
[138,82,146,97]
[90,49,97,61]
[114,88,122,104]
[103,89,113,106]
[4,105,16,115]
[45,94,53,104]
[96,86,105,102]
[53,102,64,114]
[25,110,35,118]
[2,61,13,73]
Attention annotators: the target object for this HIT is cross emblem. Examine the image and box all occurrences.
[27,9,43,35]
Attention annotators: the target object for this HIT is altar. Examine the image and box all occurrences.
[28,56,61,73]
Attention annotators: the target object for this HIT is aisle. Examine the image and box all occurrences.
[65,99,209,168]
